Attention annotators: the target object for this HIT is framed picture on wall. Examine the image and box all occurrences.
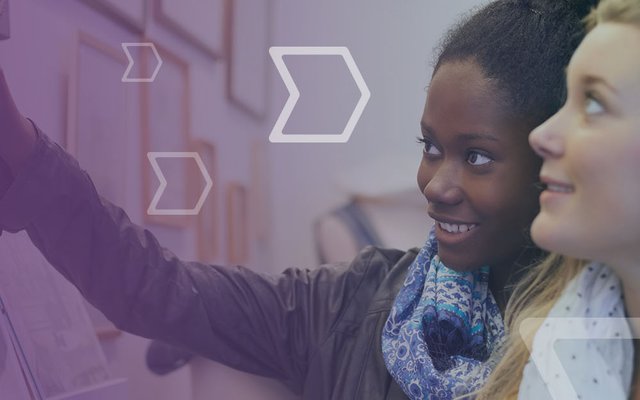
[141,41,192,228]
[80,0,147,32]
[249,139,271,244]
[67,31,138,212]
[154,0,227,58]
[226,0,271,119]
[193,139,218,262]
[226,182,248,264]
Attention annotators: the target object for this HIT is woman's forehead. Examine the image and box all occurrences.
[569,23,640,94]
[423,62,523,139]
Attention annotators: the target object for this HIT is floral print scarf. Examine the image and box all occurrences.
[382,228,505,399]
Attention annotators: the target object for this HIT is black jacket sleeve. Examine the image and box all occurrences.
[0,128,379,392]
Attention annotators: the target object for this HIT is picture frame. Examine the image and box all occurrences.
[226,0,271,119]
[140,41,193,228]
[154,0,227,58]
[226,182,248,264]
[80,0,147,33]
[249,139,271,244]
[67,31,137,339]
[67,31,137,212]
[193,139,218,262]
[0,232,113,398]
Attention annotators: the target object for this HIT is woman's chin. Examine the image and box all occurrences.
[531,213,563,254]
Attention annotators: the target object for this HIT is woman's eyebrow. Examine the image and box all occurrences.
[420,122,434,136]
[420,122,498,142]
[582,74,620,95]
[457,132,499,142]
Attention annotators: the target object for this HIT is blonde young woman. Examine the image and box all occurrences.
[476,0,640,399]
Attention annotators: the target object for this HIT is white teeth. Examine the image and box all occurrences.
[438,222,476,234]
[547,184,573,193]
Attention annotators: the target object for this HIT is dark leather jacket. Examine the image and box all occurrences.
[0,130,418,399]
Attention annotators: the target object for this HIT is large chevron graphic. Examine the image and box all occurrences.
[269,46,371,144]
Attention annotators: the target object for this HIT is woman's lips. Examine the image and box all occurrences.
[540,176,575,193]
[436,221,477,233]
[429,213,480,247]
[434,221,479,247]
[539,175,575,205]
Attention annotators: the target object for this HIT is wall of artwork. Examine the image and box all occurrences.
[0,0,484,399]
[0,0,275,398]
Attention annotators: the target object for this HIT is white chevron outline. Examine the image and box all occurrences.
[121,42,163,83]
[269,46,371,143]
[147,152,213,216]
[520,317,640,400]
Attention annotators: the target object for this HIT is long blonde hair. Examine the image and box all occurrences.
[475,1,640,398]
[472,255,584,399]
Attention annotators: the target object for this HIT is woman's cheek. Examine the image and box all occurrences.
[417,160,431,194]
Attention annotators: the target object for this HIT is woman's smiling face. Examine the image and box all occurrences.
[418,60,541,273]
[529,23,640,268]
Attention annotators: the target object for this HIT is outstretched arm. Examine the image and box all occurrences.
[0,67,376,393]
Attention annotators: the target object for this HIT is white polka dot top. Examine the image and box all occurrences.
[518,263,634,400]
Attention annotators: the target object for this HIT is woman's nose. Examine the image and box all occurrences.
[529,111,565,159]
[423,162,464,206]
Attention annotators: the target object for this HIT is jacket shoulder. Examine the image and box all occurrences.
[348,245,417,275]
[327,246,418,333]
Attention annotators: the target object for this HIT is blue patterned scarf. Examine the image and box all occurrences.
[381,229,505,399]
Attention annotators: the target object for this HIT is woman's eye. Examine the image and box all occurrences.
[467,151,492,166]
[585,92,605,115]
[417,137,441,156]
